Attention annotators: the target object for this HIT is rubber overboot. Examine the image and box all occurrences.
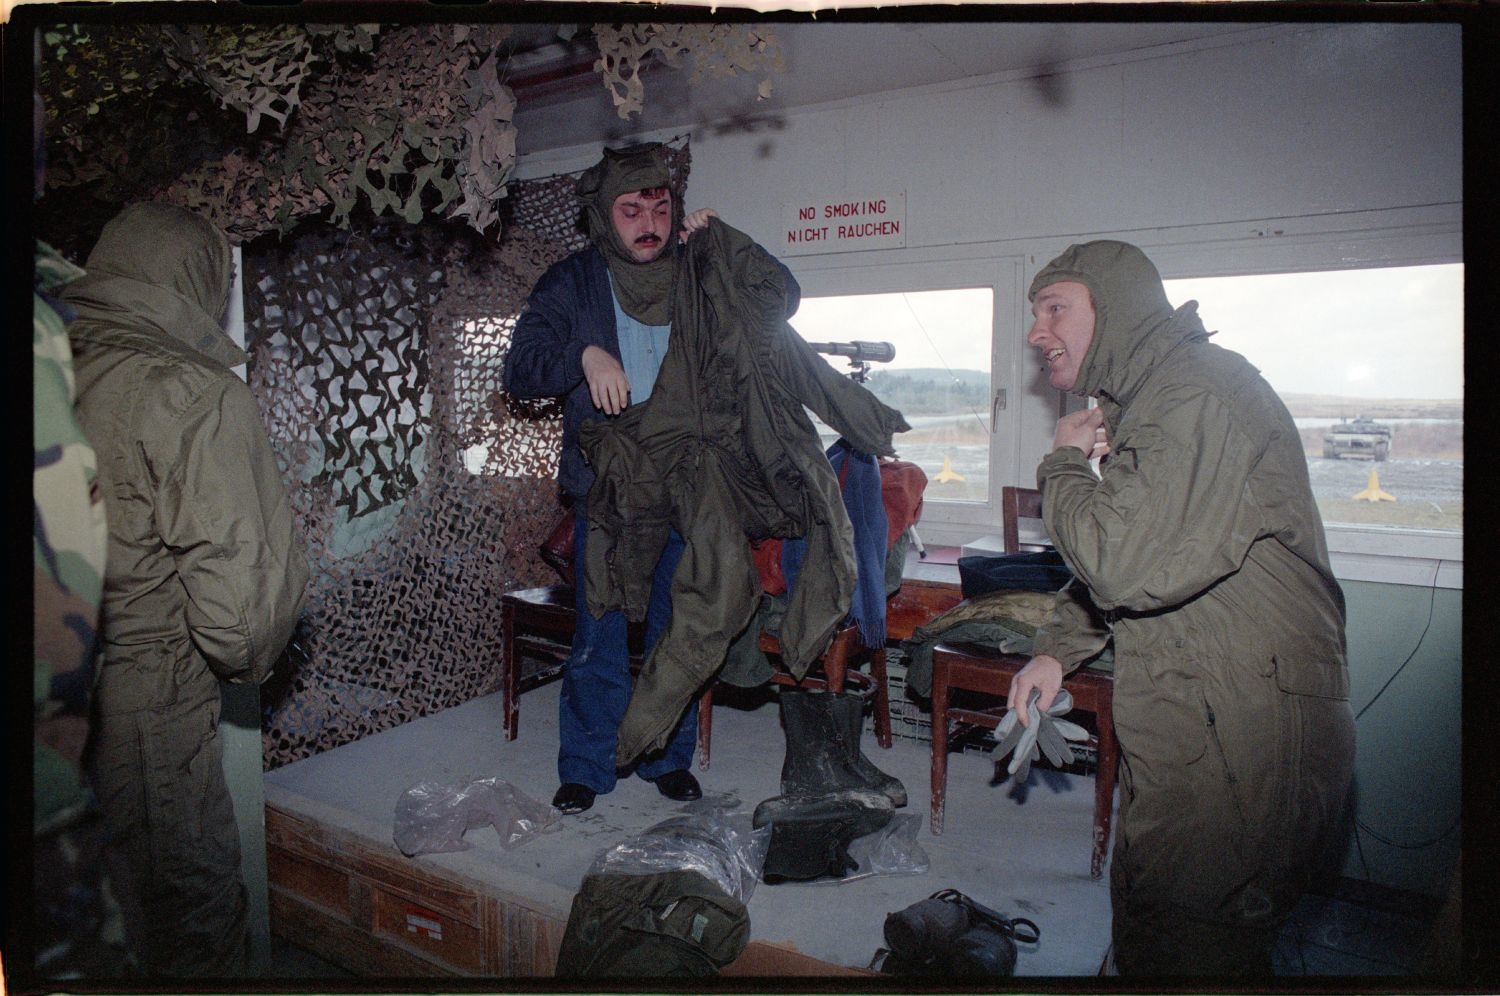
[827,690,907,807]
[777,688,868,797]
[752,788,894,884]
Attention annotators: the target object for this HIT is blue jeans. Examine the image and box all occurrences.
[559,512,698,791]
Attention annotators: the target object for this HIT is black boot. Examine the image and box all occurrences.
[827,691,906,807]
[752,789,894,883]
[776,688,869,797]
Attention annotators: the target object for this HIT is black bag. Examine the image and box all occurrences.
[877,888,1040,977]
[957,550,1073,598]
[539,505,576,586]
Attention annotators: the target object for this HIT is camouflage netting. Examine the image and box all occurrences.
[40,22,519,244]
[593,23,784,118]
[252,142,692,769]
[33,20,711,767]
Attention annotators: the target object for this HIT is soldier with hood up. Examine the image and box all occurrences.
[64,202,308,977]
[1007,240,1355,976]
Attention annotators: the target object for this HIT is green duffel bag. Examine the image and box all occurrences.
[555,868,750,977]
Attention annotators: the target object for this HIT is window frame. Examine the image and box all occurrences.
[1135,207,1463,590]
[786,203,1462,588]
[789,253,1025,541]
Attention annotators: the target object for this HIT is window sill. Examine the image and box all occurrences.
[923,525,1463,591]
[1324,525,1462,590]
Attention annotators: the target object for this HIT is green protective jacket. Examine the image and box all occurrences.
[1029,241,1353,970]
[64,203,308,975]
[581,218,909,765]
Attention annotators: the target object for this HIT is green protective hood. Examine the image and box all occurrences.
[576,142,681,325]
[62,202,245,369]
[1028,240,1209,406]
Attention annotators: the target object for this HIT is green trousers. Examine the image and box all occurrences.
[1108,656,1355,976]
[89,671,248,977]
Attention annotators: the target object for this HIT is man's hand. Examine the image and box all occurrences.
[1007,654,1064,728]
[581,344,630,415]
[1053,408,1109,460]
[678,208,719,242]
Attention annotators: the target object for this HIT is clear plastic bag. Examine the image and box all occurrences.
[393,777,560,857]
[830,813,930,884]
[586,805,771,905]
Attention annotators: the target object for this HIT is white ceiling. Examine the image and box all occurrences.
[506,20,1263,156]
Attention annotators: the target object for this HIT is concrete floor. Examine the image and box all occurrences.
[265,678,1115,976]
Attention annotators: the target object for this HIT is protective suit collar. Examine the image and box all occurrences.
[62,202,246,369]
[576,143,680,325]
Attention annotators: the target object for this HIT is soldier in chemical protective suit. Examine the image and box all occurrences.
[1007,240,1355,976]
[64,202,309,977]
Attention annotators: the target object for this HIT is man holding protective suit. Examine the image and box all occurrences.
[504,143,909,820]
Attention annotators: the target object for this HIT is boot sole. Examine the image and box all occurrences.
[752,788,894,828]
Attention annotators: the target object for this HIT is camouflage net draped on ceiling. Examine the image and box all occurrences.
[35,20,705,767]
[252,142,691,769]
[40,22,519,243]
[593,23,784,119]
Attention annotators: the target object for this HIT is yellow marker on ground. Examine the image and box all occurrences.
[934,455,966,484]
[1352,468,1395,502]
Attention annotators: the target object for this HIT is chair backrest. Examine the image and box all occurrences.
[1001,486,1049,555]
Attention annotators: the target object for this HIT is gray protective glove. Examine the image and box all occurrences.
[993,688,1091,782]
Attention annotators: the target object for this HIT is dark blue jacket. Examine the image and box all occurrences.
[502,247,616,498]
[503,245,803,498]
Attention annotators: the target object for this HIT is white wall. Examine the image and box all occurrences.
[679,23,1460,247]
[520,23,1459,238]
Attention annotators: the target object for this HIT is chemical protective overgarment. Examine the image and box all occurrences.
[581,218,909,765]
[1028,241,1355,976]
[65,203,309,977]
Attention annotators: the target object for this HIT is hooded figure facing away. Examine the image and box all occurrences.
[1008,240,1354,976]
[64,203,308,977]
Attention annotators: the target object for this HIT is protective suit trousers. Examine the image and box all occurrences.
[559,512,697,791]
[88,677,248,977]
[1109,667,1355,976]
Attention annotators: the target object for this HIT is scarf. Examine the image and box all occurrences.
[576,142,680,325]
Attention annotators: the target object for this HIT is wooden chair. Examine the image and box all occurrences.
[500,585,715,769]
[748,623,892,747]
[927,486,1118,879]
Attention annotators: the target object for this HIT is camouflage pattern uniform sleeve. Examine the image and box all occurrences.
[33,240,129,978]
[33,240,106,815]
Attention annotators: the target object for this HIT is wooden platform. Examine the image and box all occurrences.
[264,670,1114,978]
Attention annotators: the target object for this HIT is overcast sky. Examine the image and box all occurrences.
[792,287,995,378]
[1165,264,1463,400]
[793,263,1463,401]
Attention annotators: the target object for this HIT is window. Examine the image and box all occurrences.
[1162,265,1463,535]
[792,287,996,504]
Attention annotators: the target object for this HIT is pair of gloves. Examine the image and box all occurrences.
[993,687,1090,783]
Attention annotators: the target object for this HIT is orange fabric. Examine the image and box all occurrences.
[751,537,787,596]
[880,458,928,548]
